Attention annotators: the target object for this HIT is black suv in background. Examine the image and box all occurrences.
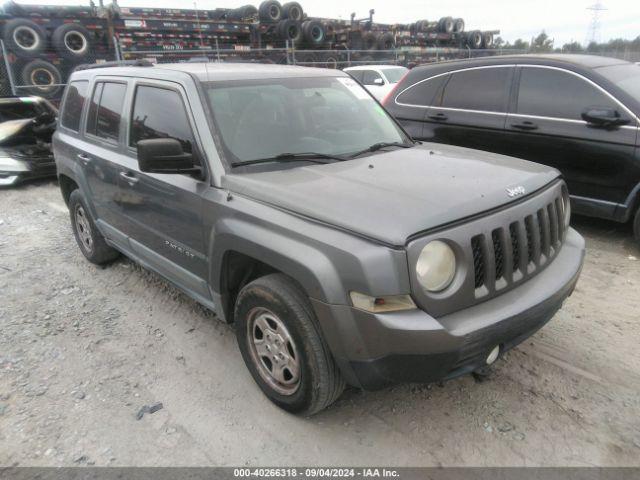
[384,55,640,241]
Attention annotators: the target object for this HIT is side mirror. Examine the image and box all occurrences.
[372,77,385,86]
[137,138,198,174]
[581,107,630,128]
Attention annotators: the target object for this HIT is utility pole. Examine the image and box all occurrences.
[585,1,606,46]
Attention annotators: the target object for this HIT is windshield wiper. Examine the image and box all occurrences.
[348,141,414,158]
[232,152,346,168]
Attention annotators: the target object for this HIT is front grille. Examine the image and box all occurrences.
[471,193,566,294]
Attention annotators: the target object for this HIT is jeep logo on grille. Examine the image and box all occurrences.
[506,186,526,198]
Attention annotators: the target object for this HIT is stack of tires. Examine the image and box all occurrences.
[259,1,326,48]
[1,18,95,98]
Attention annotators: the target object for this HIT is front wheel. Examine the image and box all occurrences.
[234,273,345,415]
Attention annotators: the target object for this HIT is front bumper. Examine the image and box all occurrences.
[0,153,56,186]
[311,228,585,390]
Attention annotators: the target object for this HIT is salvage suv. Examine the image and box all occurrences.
[53,61,585,415]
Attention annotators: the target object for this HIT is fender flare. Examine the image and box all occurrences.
[208,216,344,305]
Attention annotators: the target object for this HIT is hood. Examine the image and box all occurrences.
[222,144,560,246]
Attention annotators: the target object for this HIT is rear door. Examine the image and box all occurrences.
[79,79,130,234]
[504,66,638,213]
[118,80,211,301]
[423,66,514,153]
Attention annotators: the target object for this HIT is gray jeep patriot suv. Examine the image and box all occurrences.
[53,61,585,415]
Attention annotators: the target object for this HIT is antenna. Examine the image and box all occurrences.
[585,1,606,46]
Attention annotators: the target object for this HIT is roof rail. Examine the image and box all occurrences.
[73,59,154,72]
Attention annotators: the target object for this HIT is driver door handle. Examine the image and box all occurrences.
[120,171,139,185]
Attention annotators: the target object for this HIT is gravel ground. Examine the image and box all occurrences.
[0,179,639,467]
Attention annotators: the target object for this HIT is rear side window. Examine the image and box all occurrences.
[439,67,512,112]
[86,81,126,141]
[517,67,617,120]
[129,85,195,155]
[347,70,364,83]
[61,80,88,131]
[396,75,446,106]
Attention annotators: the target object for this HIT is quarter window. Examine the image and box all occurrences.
[61,81,88,131]
[86,81,126,141]
[517,67,616,120]
[396,76,446,106]
[129,85,195,155]
[439,67,512,112]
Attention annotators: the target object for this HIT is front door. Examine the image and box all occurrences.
[504,66,638,217]
[118,81,211,302]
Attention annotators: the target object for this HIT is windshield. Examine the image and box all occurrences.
[204,75,409,165]
[382,67,408,84]
[598,64,640,100]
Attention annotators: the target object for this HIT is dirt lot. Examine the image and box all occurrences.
[0,179,639,467]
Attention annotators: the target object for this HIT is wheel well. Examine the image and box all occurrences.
[219,251,280,323]
[58,174,78,206]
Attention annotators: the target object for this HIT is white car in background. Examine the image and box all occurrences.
[343,65,409,101]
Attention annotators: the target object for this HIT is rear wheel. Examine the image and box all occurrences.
[234,273,345,415]
[69,190,119,265]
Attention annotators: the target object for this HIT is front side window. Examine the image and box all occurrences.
[129,85,195,155]
[439,67,512,112]
[61,80,88,131]
[362,70,383,86]
[205,75,409,165]
[517,67,616,120]
[86,81,126,141]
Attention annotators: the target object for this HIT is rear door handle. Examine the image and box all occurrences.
[511,121,538,131]
[77,153,91,165]
[428,112,448,121]
[120,171,139,185]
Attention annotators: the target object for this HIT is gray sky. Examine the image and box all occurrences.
[16,0,640,46]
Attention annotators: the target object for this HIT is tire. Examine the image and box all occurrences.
[295,52,317,66]
[438,16,454,34]
[633,206,640,243]
[301,20,325,45]
[376,32,395,50]
[20,60,62,98]
[482,32,494,49]
[281,1,303,21]
[68,190,120,265]
[259,0,282,23]
[453,18,465,33]
[466,30,483,49]
[227,4,258,21]
[362,31,377,50]
[2,18,46,57]
[276,19,301,43]
[323,53,339,69]
[51,23,93,61]
[234,273,345,415]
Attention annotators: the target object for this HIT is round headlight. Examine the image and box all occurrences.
[416,240,456,292]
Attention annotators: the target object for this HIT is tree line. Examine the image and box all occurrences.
[494,31,640,54]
